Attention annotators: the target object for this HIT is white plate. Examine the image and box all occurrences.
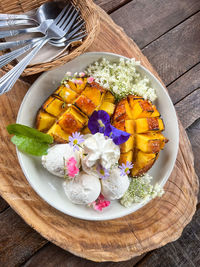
[17,52,179,221]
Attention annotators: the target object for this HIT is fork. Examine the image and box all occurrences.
[0,18,85,51]
[0,5,75,39]
[0,17,84,68]
[0,6,79,95]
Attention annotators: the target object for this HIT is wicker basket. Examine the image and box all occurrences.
[0,0,100,76]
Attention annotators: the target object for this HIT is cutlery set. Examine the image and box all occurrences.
[0,1,87,94]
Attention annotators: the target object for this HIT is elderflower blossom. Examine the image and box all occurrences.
[85,57,157,102]
[120,173,164,207]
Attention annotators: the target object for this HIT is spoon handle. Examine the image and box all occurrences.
[0,38,41,51]
[0,19,35,28]
[0,13,31,21]
[0,37,49,95]
[0,38,41,68]
[0,27,39,38]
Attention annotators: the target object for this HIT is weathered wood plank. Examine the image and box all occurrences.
[94,0,131,13]
[175,88,200,129]
[0,208,47,267]
[0,197,9,213]
[186,118,200,182]
[168,63,200,104]
[143,11,200,85]
[111,0,200,48]
[137,208,200,267]
[23,244,145,267]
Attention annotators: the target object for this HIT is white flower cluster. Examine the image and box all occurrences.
[86,57,157,102]
[120,173,164,207]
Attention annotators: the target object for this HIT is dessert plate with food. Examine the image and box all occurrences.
[8,52,179,220]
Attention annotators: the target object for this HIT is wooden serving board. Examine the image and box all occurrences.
[0,4,198,262]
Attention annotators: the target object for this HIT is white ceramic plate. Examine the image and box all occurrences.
[17,52,179,221]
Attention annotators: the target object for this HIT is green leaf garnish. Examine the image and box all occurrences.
[11,135,49,156]
[7,124,53,156]
[7,124,53,144]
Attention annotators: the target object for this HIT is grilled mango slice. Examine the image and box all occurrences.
[42,96,67,117]
[58,106,88,135]
[119,150,133,165]
[136,133,167,153]
[131,151,158,177]
[112,95,167,177]
[47,123,70,143]
[104,91,115,103]
[36,110,56,132]
[135,117,164,133]
[74,95,96,116]
[54,84,78,103]
[120,135,134,153]
[99,101,115,116]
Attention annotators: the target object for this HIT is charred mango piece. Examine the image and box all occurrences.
[76,77,88,93]
[82,86,105,107]
[99,101,115,116]
[47,123,70,143]
[74,95,96,116]
[36,110,56,132]
[119,150,133,165]
[58,106,87,134]
[54,84,78,103]
[67,78,87,94]
[58,111,82,135]
[120,135,134,153]
[104,91,115,103]
[69,106,88,126]
[151,105,160,117]
[136,133,167,153]
[112,99,129,122]
[135,117,164,133]
[132,100,154,119]
[81,126,91,134]
[128,95,144,109]
[42,96,67,117]
[125,120,135,134]
[131,151,158,177]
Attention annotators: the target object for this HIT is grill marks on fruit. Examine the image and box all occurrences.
[36,78,115,143]
[112,95,168,177]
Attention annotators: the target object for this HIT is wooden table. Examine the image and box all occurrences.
[0,0,199,266]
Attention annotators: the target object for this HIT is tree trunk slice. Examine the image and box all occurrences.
[0,4,198,262]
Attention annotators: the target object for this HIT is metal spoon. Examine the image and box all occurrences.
[0,1,63,28]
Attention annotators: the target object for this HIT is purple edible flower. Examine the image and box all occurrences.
[119,161,134,176]
[88,110,110,134]
[96,164,110,179]
[69,132,84,151]
[104,125,130,145]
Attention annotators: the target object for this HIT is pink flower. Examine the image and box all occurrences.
[77,79,83,85]
[87,77,94,83]
[71,79,83,85]
[66,157,79,178]
[91,194,110,211]
[79,72,85,77]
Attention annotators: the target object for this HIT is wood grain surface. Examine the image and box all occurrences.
[0,0,199,265]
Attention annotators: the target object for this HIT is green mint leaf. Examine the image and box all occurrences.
[7,124,53,144]
[11,135,49,156]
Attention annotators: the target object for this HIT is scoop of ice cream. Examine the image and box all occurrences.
[83,133,120,169]
[101,168,130,200]
[63,172,101,204]
[42,144,80,178]
[81,156,99,178]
